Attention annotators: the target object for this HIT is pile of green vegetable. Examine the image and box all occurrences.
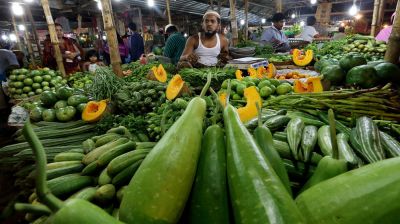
[114,80,166,116]
[68,71,93,89]
[121,61,175,83]
[16,125,155,223]
[89,67,124,101]
[307,35,387,62]
[315,54,400,88]
[265,83,400,124]
[11,81,400,223]
[179,67,236,90]
[8,68,65,100]
[219,77,292,106]
[26,86,88,122]
[267,54,292,63]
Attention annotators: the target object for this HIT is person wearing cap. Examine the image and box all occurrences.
[260,13,291,52]
[376,13,396,43]
[163,24,186,65]
[179,10,229,68]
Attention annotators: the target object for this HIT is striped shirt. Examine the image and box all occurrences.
[163,32,186,64]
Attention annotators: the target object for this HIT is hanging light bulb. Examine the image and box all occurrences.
[97,1,102,10]
[310,0,317,5]
[261,18,266,24]
[18,24,25,31]
[11,2,24,16]
[148,0,155,7]
[1,34,8,41]
[291,13,296,19]
[9,33,17,42]
[24,0,34,2]
[348,4,358,16]
[354,14,362,20]
[300,21,305,26]
[240,19,245,25]
[184,33,188,37]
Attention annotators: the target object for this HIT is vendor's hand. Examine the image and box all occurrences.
[66,51,75,60]
[187,53,199,64]
[271,38,282,46]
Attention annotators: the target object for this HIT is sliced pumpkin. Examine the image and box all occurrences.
[147,64,167,82]
[293,76,323,93]
[248,67,257,78]
[235,69,243,80]
[256,66,267,78]
[218,92,227,108]
[82,100,108,123]
[166,74,190,100]
[266,63,277,78]
[156,64,167,82]
[237,86,262,122]
[292,49,313,67]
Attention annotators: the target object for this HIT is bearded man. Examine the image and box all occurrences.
[178,10,229,68]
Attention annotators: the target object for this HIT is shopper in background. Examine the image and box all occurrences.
[153,28,165,50]
[82,50,105,73]
[376,13,396,43]
[299,16,320,43]
[0,48,19,112]
[42,34,57,69]
[260,13,290,52]
[103,32,129,65]
[163,24,186,65]
[179,10,229,68]
[127,22,145,62]
[332,26,346,40]
[52,23,81,75]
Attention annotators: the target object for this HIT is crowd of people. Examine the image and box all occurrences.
[41,11,233,75]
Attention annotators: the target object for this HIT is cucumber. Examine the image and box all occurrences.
[94,133,122,148]
[254,125,292,195]
[116,186,128,203]
[112,159,143,187]
[287,118,305,160]
[188,125,230,224]
[54,152,84,162]
[81,160,100,176]
[46,161,82,170]
[380,131,400,157]
[67,148,84,153]
[98,168,112,186]
[287,112,325,127]
[223,104,305,223]
[107,126,131,137]
[94,184,116,203]
[135,142,157,149]
[296,157,400,223]
[300,125,318,162]
[318,112,351,136]
[107,148,150,176]
[82,138,129,165]
[69,186,98,201]
[97,141,136,167]
[47,174,93,197]
[46,163,84,180]
[273,131,287,142]
[356,116,385,163]
[337,133,359,165]
[318,125,333,156]
[264,115,291,131]
[82,139,96,154]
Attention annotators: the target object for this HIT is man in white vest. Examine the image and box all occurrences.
[179,10,229,68]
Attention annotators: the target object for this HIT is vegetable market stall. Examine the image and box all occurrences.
[1,33,400,224]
